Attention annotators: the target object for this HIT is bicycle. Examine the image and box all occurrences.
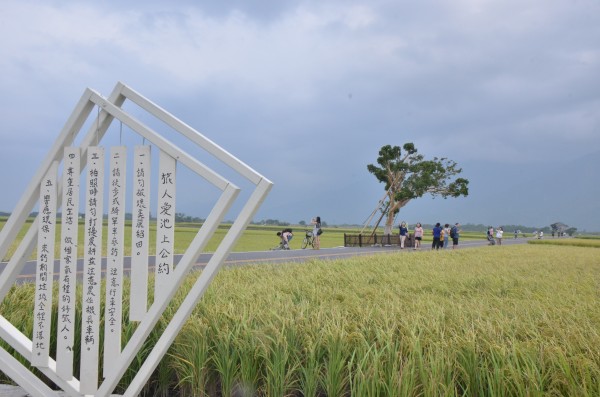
[270,241,289,250]
[270,229,293,250]
[301,230,315,249]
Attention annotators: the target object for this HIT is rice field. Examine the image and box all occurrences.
[528,237,600,248]
[1,244,599,396]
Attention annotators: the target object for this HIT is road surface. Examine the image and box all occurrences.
[0,237,529,283]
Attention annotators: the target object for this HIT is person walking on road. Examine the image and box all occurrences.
[399,221,408,249]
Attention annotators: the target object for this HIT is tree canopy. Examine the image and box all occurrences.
[367,143,469,232]
[551,222,576,236]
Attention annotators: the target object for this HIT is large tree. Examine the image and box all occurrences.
[367,143,469,234]
[550,222,572,236]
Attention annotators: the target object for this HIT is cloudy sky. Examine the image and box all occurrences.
[1,0,599,231]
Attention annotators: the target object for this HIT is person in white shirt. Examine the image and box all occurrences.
[496,227,504,245]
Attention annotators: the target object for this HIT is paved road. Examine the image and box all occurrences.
[1,237,529,283]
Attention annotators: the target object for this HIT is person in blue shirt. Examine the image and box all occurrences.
[399,221,408,249]
[432,222,442,250]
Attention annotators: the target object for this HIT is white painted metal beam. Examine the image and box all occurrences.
[118,82,266,185]
[88,90,234,192]
[0,82,274,397]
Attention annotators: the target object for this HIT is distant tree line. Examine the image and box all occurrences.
[174,213,205,223]
[250,219,291,226]
[1,212,581,235]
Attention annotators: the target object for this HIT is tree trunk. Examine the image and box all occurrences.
[384,198,410,235]
[384,211,395,235]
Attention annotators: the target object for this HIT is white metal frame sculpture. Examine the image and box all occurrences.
[0,82,272,396]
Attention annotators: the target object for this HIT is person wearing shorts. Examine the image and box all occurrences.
[451,223,461,249]
[413,223,423,250]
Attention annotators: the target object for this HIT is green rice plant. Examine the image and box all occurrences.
[528,238,600,248]
[348,339,391,397]
[396,348,419,397]
[152,357,175,397]
[298,337,324,397]
[515,347,552,396]
[210,324,240,397]
[407,333,427,397]
[574,235,600,240]
[552,349,600,396]
[422,345,457,397]
[482,346,510,397]
[379,339,404,397]
[170,319,211,397]
[233,338,262,396]
[0,218,35,261]
[111,276,173,396]
[321,332,350,397]
[453,340,486,396]
[0,284,37,384]
[258,325,302,397]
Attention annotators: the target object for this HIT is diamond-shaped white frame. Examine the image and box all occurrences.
[0,82,273,397]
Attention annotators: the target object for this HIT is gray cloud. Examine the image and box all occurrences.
[0,0,598,230]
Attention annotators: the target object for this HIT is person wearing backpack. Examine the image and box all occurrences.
[450,223,461,249]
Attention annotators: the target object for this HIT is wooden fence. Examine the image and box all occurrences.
[344,233,414,247]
